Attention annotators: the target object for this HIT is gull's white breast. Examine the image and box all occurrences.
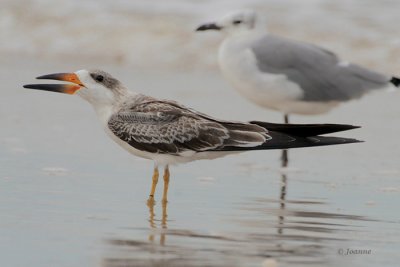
[218,33,339,115]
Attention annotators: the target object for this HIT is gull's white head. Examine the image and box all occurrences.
[23,69,128,106]
[196,10,257,36]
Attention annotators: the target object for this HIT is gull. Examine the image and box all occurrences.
[196,10,400,122]
[24,70,361,203]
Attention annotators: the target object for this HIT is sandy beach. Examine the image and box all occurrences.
[1,1,400,266]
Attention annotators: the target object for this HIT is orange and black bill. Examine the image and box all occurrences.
[23,73,83,95]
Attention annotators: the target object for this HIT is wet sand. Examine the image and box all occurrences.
[1,55,400,267]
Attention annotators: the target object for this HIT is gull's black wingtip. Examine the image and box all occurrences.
[390,76,400,87]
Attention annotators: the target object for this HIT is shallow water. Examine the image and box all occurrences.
[2,3,400,266]
[1,56,400,267]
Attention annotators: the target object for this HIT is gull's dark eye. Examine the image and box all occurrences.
[233,20,242,25]
[95,75,104,82]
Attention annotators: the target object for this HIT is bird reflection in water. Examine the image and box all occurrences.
[279,113,289,236]
[277,172,288,236]
[147,200,168,246]
[104,177,375,267]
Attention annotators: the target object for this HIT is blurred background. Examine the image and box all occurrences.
[1,1,400,267]
[2,0,400,71]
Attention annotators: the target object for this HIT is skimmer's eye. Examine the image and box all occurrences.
[95,75,104,82]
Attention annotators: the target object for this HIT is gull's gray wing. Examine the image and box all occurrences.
[251,34,390,102]
[108,100,269,155]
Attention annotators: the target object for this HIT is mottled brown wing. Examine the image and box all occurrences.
[107,101,231,154]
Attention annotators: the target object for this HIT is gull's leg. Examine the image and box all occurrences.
[284,114,289,124]
[281,114,289,167]
[147,165,159,205]
[161,165,170,204]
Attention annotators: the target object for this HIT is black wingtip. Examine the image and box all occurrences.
[390,76,400,87]
[250,121,361,137]
[338,124,361,130]
[345,139,364,144]
[306,136,364,147]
